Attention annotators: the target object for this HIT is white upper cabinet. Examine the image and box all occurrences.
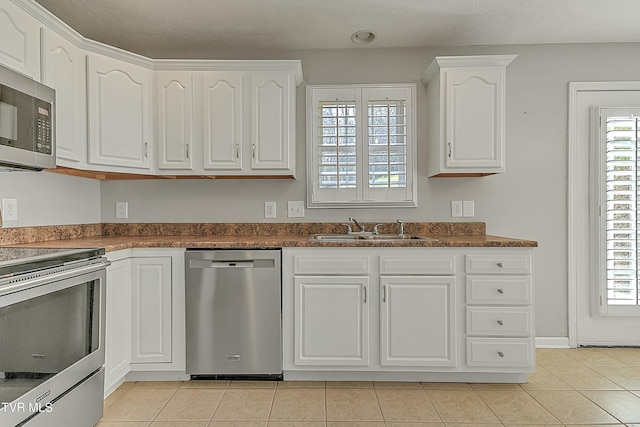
[422,55,516,177]
[202,71,244,170]
[41,28,86,165]
[0,0,40,79]
[87,54,152,171]
[250,72,293,171]
[155,72,193,170]
[201,68,297,175]
[1,0,303,177]
[162,66,298,176]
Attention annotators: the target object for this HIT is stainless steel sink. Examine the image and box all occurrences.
[309,233,438,242]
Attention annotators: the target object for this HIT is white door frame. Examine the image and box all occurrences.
[568,81,640,348]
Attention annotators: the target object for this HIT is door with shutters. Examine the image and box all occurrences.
[571,83,640,346]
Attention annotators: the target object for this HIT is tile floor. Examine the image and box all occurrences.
[97,348,640,427]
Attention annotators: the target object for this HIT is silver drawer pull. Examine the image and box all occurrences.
[497,320,504,326]
[497,262,504,268]
[498,351,504,358]
[497,288,505,294]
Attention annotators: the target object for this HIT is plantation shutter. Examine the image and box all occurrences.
[604,111,640,307]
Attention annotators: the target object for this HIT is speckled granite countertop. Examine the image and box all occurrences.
[1,222,537,251]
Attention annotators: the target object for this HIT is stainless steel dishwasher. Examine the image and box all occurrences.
[185,249,282,379]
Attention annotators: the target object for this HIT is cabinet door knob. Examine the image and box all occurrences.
[448,142,452,158]
[363,285,367,303]
[498,351,504,358]
[186,143,190,159]
[497,320,504,326]
[382,285,387,302]
[497,262,504,268]
[497,288,504,294]
[236,144,240,159]
[144,142,149,158]
[252,144,256,159]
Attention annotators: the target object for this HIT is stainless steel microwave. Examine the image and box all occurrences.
[0,64,55,171]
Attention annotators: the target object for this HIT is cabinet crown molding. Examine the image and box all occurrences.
[421,54,517,84]
[13,0,303,78]
[153,60,303,85]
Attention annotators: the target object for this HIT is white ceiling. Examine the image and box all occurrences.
[35,0,640,55]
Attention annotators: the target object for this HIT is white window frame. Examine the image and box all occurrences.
[306,84,417,208]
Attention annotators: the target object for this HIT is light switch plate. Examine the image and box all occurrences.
[463,200,475,217]
[264,201,276,218]
[115,201,128,219]
[287,201,305,218]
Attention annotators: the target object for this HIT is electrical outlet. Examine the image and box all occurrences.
[2,198,18,221]
[287,201,305,218]
[264,201,276,219]
[451,200,463,218]
[115,201,128,219]
[463,200,475,217]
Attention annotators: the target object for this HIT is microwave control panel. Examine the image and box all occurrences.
[35,100,52,154]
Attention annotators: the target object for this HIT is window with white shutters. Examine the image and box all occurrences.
[318,101,357,189]
[594,107,640,315]
[307,85,416,207]
[368,100,407,189]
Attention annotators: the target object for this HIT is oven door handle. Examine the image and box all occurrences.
[0,259,110,297]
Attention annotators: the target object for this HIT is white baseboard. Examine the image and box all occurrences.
[536,337,570,348]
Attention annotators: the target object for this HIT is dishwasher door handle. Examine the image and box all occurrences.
[189,259,278,269]
[189,260,255,269]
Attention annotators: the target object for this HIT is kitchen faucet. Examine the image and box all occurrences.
[397,219,405,236]
[348,217,365,233]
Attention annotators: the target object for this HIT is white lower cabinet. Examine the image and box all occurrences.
[380,276,456,367]
[104,256,132,394]
[104,249,186,396]
[283,247,535,382]
[294,276,369,366]
[465,253,535,372]
[131,257,172,364]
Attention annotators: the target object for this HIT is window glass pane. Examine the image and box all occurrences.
[318,101,357,189]
[368,100,407,188]
[605,114,640,306]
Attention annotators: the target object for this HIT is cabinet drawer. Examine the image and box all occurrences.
[293,255,369,275]
[466,338,533,368]
[379,255,456,275]
[466,307,532,337]
[466,276,532,305]
[465,255,531,274]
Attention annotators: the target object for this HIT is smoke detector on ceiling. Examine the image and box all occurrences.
[351,30,376,45]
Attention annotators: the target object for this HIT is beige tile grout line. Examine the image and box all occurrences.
[266,382,276,425]
[149,384,180,424]
[207,380,231,425]
[324,385,328,426]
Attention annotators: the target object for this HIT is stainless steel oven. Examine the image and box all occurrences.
[0,248,109,427]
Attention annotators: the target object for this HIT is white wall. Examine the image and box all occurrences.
[100,43,640,338]
[0,171,100,226]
